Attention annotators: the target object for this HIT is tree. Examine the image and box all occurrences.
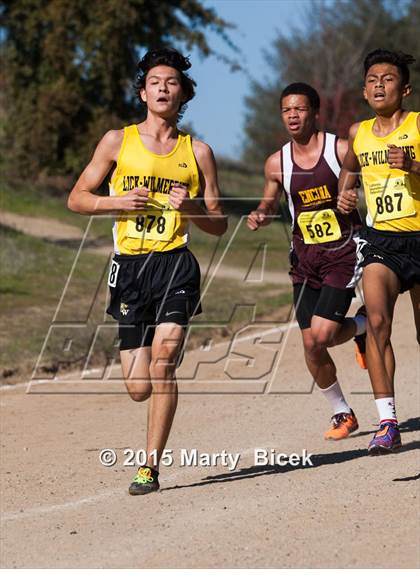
[0,0,234,189]
[242,0,420,166]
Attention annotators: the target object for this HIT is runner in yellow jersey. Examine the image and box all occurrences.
[68,48,227,493]
[338,49,420,454]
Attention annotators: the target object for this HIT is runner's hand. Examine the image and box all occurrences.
[247,210,268,230]
[337,190,358,214]
[169,184,190,211]
[117,187,149,211]
[388,144,412,171]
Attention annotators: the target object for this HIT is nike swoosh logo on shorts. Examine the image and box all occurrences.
[165,311,183,316]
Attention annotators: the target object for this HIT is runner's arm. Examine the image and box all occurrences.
[247,151,283,230]
[173,139,227,236]
[336,138,348,165]
[337,123,361,214]
[68,130,149,215]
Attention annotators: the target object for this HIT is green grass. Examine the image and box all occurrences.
[0,181,113,239]
[1,182,82,226]
[0,225,111,375]
[189,215,291,271]
[218,166,265,199]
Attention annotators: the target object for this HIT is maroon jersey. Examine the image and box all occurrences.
[281,132,361,244]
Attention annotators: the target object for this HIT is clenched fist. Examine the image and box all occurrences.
[387,144,412,171]
[117,187,150,211]
[247,209,268,231]
[169,184,190,211]
[337,189,358,215]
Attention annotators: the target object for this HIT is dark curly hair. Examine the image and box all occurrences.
[134,47,196,117]
[280,82,320,111]
[364,49,415,85]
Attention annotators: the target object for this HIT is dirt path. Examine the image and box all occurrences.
[1,293,419,569]
[0,210,84,241]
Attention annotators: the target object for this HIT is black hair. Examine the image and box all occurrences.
[134,47,196,116]
[364,49,415,85]
[280,82,320,110]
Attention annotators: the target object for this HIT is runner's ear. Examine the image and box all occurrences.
[402,83,412,98]
[363,85,368,101]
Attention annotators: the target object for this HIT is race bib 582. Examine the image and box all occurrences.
[297,208,342,245]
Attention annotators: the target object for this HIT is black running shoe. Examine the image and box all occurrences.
[128,466,160,495]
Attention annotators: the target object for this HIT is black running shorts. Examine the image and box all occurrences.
[107,247,201,349]
[293,283,354,330]
[358,228,420,293]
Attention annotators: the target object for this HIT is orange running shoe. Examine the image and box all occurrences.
[354,305,368,370]
[324,409,359,440]
[354,334,367,369]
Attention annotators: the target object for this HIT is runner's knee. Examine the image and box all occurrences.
[150,347,179,382]
[125,381,152,402]
[303,333,324,355]
[128,388,152,402]
[367,311,392,340]
[311,328,335,348]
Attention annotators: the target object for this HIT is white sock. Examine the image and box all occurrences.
[375,397,397,423]
[320,381,351,415]
[353,314,366,336]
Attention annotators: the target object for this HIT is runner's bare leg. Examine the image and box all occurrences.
[363,264,400,398]
[146,323,183,468]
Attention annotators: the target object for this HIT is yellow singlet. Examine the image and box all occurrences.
[353,111,420,232]
[109,125,200,254]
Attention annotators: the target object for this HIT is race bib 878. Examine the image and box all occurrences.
[126,209,176,241]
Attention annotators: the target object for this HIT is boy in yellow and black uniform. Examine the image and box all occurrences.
[68,48,227,494]
[353,110,420,286]
[338,49,420,454]
[107,122,203,347]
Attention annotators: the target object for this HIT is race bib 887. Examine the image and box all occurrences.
[367,176,416,223]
